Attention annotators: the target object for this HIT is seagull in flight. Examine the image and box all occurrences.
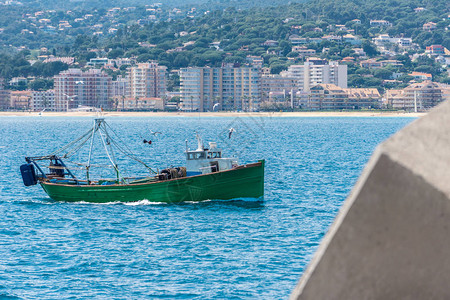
[150,130,162,136]
[142,130,162,145]
[212,103,220,111]
[228,127,236,139]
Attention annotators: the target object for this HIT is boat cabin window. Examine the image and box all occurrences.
[187,152,206,160]
[207,151,221,159]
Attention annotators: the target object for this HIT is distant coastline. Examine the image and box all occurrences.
[0,111,426,118]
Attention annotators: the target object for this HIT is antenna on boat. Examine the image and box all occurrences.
[195,132,203,151]
[95,107,105,118]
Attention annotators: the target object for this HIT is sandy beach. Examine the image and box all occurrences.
[0,111,426,118]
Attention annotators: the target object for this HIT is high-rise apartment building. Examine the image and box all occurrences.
[180,66,261,112]
[0,78,10,110]
[54,69,112,111]
[31,90,56,111]
[261,75,298,106]
[285,59,347,92]
[111,75,129,98]
[128,62,167,99]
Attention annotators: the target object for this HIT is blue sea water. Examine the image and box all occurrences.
[0,115,413,299]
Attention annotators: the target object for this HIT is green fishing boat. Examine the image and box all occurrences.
[20,118,264,203]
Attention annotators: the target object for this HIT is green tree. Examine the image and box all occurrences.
[270,64,288,74]
[107,49,124,59]
[173,54,190,68]
[41,62,69,77]
[362,40,378,57]
[167,74,180,92]
[373,68,393,80]
[29,78,53,91]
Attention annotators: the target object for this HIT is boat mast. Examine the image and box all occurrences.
[97,120,122,183]
[86,118,101,183]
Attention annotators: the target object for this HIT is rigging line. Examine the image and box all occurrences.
[104,122,139,156]
[107,137,141,164]
[44,165,86,171]
[87,119,100,168]
[102,122,157,174]
[98,124,142,179]
[50,127,93,156]
[107,136,157,174]
[51,129,92,156]
[63,158,114,168]
[102,123,143,158]
[98,124,124,182]
[62,132,95,158]
[99,124,117,166]
[107,132,118,169]
[100,125,119,173]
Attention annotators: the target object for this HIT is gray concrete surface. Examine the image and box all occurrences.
[291,100,450,300]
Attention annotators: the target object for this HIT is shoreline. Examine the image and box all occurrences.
[0,111,426,118]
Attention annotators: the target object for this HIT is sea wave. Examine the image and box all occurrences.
[123,199,167,205]
[0,116,414,299]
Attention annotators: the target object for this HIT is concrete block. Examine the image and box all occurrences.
[291,100,450,300]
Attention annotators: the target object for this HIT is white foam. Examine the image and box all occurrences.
[71,200,120,205]
[184,199,213,204]
[123,199,166,206]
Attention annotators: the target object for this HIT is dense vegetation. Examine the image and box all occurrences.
[0,0,448,90]
[14,0,301,10]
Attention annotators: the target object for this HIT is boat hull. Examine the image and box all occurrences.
[39,160,264,203]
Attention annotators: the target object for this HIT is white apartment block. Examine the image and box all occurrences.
[390,81,444,112]
[285,60,347,92]
[31,90,55,111]
[180,66,261,112]
[292,46,316,57]
[54,69,112,111]
[111,75,129,98]
[373,34,415,49]
[299,84,381,110]
[261,75,298,105]
[128,62,167,99]
[370,20,392,27]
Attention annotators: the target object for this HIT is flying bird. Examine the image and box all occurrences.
[150,130,162,136]
[212,103,220,111]
[141,130,161,145]
[228,127,236,139]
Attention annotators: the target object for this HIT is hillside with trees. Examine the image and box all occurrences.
[0,0,448,89]
[28,0,303,9]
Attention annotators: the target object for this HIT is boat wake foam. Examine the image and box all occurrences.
[123,199,167,206]
[65,199,167,206]
[183,197,264,205]
[31,197,262,206]
[69,201,121,205]
[14,198,54,205]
